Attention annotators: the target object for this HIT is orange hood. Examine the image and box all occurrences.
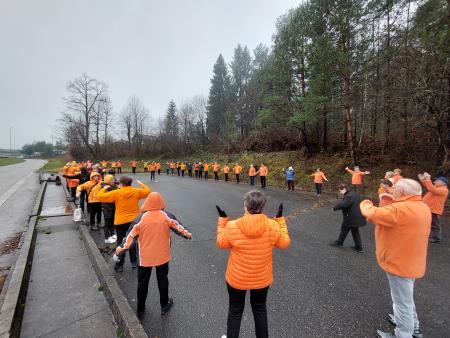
[103,174,115,184]
[90,171,101,180]
[236,214,268,238]
[141,192,165,211]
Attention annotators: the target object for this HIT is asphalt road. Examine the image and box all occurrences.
[90,172,450,338]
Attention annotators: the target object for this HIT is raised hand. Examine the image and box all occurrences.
[216,205,227,218]
[275,203,283,218]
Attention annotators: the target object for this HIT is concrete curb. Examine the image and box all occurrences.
[58,180,147,338]
[0,180,47,338]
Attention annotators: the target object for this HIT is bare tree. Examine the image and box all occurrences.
[121,95,149,156]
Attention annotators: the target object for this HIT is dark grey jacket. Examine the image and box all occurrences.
[332,191,367,228]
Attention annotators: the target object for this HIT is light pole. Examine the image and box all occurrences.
[9,127,12,156]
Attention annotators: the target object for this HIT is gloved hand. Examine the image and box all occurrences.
[75,191,81,198]
[216,205,227,218]
[275,203,283,218]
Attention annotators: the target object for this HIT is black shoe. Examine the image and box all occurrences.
[137,310,145,320]
[114,264,123,272]
[131,261,137,269]
[161,298,173,315]
[329,241,343,248]
[350,246,363,253]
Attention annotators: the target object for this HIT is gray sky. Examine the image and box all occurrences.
[0,0,300,149]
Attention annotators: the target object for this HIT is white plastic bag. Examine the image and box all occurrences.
[73,207,83,222]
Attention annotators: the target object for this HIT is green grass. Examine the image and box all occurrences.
[41,158,67,172]
[0,157,24,167]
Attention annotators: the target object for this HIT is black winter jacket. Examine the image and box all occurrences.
[332,191,367,227]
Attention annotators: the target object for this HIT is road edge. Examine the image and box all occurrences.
[0,180,47,338]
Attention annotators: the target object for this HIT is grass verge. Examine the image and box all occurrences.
[0,157,24,167]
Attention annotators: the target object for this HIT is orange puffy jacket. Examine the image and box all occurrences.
[312,171,327,184]
[346,168,365,185]
[258,165,268,176]
[248,167,256,177]
[217,214,291,290]
[360,196,431,278]
[213,164,220,172]
[97,182,150,225]
[234,166,242,174]
[421,180,449,215]
[122,192,191,267]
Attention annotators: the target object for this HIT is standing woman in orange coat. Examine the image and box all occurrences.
[256,164,268,189]
[311,168,328,196]
[216,190,290,338]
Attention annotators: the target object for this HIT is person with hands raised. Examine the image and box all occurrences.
[216,190,290,338]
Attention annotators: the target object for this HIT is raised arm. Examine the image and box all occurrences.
[421,180,448,196]
[360,200,396,227]
[97,187,117,203]
[273,217,291,249]
[216,216,231,249]
[135,180,151,199]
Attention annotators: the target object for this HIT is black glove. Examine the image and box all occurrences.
[275,203,283,218]
[216,205,227,218]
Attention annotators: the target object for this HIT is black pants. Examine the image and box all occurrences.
[158,169,161,175]
[117,167,122,173]
[214,172,219,181]
[236,174,240,183]
[195,170,198,177]
[70,186,76,199]
[336,226,362,250]
[204,172,208,180]
[430,213,441,241]
[137,263,169,312]
[103,217,114,239]
[132,167,136,174]
[225,173,229,182]
[150,171,155,181]
[79,190,87,213]
[315,183,322,195]
[171,169,175,175]
[199,171,203,179]
[352,184,363,195]
[260,176,266,188]
[166,169,170,175]
[287,180,294,191]
[181,170,185,177]
[116,222,137,266]
[227,283,269,338]
[89,202,102,226]
[177,168,180,176]
[188,170,192,177]
[249,176,255,185]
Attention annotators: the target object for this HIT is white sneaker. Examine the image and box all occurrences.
[105,237,116,244]
[112,234,117,241]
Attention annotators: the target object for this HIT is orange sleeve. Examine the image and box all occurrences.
[360,200,396,227]
[345,168,354,175]
[272,217,291,249]
[216,217,232,249]
[422,180,448,196]
[123,218,141,249]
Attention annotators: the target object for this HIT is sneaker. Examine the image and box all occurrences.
[329,241,343,248]
[376,330,395,338]
[105,237,116,244]
[350,246,363,253]
[131,261,137,269]
[161,298,173,315]
[114,264,123,272]
[386,316,423,338]
[112,234,117,241]
[91,224,99,231]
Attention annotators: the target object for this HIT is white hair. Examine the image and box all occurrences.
[394,178,422,197]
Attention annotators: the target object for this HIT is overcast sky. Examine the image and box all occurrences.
[0,0,300,149]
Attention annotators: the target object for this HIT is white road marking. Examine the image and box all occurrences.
[0,172,34,208]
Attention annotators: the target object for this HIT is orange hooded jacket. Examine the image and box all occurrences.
[360,196,431,278]
[76,172,102,203]
[97,181,150,225]
[311,171,327,184]
[217,214,291,290]
[421,180,449,215]
[122,192,191,267]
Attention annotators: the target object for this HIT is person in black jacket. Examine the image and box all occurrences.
[63,167,90,216]
[330,183,366,253]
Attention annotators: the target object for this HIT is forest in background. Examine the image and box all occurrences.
[57,0,449,170]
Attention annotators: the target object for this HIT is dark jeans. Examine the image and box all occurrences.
[150,171,155,181]
[166,169,170,175]
[116,222,137,266]
[188,170,192,177]
[70,187,77,199]
[336,226,362,250]
[249,176,255,185]
[137,263,169,312]
[352,184,363,195]
[214,172,219,181]
[158,169,161,175]
[132,167,136,174]
[315,183,322,195]
[225,173,229,182]
[236,174,240,183]
[103,217,114,239]
[117,167,122,173]
[430,213,441,241]
[177,169,180,176]
[181,170,185,177]
[287,180,294,191]
[260,176,266,188]
[79,190,87,213]
[227,283,269,338]
[171,168,175,175]
[195,170,198,178]
[89,202,102,226]
[205,172,208,180]
[199,171,203,179]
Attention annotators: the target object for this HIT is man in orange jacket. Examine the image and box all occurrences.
[116,192,191,319]
[216,190,290,338]
[360,179,430,338]
[248,164,256,186]
[419,173,449,243]
[130,160,138,174]
[98,176,150,271]
[222,164,230,182]
[233,163,242,183]
[257,163,268,188]
[213,162,220,181]
[311,168,328,196]
[345,166,370,195]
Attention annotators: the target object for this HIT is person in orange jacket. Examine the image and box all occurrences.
[248,164,256,186]
[143,161,149,173]
[360,179,430,338]
[418,173,449,243]
[98,176,150,271]
[345,166,370,195]
[222,164,230,182]
[66,163,80,199]
[378,179,394,207]
[311,168,328,196]
[101,160,108,168]
[216,190,290,338]
[116,192,192,319]
[130,160,138,174]
[256,163,268,188]
[149,162,157,182]
[156,162,161,175]
[76,171,103,231]
[194,162,199,178]
[233,163,242,183]
[204,162,210,180]
[180,162,187,177]
[116,160,122,173]
[213,162,220,181]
